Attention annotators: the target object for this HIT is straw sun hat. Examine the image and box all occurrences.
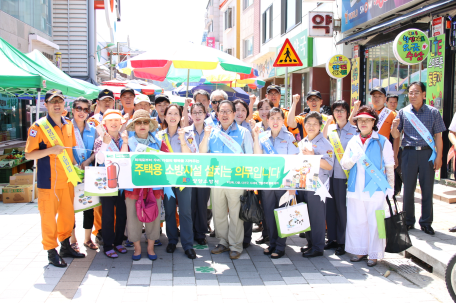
[126,109,159,132]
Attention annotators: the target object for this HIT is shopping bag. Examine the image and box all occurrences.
[74,183,100,213]
[274,199,311,238]
[375,210,386,239]
[84,163,118,197]
[136,188,159,223]
[384,196,412,253]
[239,190,263,224]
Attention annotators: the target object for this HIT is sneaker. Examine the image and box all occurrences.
[211,244,229,254]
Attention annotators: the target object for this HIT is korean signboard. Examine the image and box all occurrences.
[342,0,414,33]
[427,34,445,114]
[350,57,360,109]
[206,37,215,48]
[326,54,351,79]
[393,29,429,65]
[309,12,333,37]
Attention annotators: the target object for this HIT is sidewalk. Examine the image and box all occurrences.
[0,201,453,303]
[397,183,456,278]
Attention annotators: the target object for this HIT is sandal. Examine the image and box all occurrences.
[114,245,127,254]
[83,240,99,250]
[263,246,276,255]
[125,240,134,247]
[271,250,285,259]
[70,242,80,253]
[105,249,118,258]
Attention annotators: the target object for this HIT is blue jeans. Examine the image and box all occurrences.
[164,187,193,251]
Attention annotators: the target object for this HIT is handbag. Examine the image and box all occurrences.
[136,188,159,223]
[384,196,412,253]
[239,190,263,224]
[274,193,311,238]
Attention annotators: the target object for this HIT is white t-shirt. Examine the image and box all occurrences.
[449,114,456,132]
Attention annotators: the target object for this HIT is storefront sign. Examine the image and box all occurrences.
[427,34,445,114]
[342,0,414,32]
[206,37,215,48]
[350,57,360,109]
[309,12,333,37]
[326,54,351,79]
[253,53,276,79]
[276,30,313,76]
[0,94,18,109]
[353,45,359,58]
[432,17,445,37]
[393,29,429,65]
[105,152,323,191]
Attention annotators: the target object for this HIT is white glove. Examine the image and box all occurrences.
[385,165,395,199]
[351,150,363,163]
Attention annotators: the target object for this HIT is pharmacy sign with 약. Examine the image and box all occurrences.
[393,29,429,65]
[326,54,351,79]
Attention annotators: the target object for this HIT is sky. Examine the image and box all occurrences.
[96,0,208,51]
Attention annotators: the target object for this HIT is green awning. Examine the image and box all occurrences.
[0,38,86,97]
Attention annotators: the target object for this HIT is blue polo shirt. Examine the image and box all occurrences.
[207,121,253,154]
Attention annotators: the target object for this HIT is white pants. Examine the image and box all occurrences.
[345,197,386,259]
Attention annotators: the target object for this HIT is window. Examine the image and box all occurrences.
[225,48,233,56]
[208,22,213,33]
[225,7,233,30]
[243,0,253,10]
[281,0,302,34]
[243,37,253,58]
[0,0,52,36]
[262,6,273,43]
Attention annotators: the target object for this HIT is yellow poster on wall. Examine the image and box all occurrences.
[350,57,360,110]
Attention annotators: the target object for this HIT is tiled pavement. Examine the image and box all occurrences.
[0,199,454,303]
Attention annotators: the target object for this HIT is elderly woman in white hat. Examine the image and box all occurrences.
[93,109,129,258]
[340,105,395,267]
[124,110,163,261]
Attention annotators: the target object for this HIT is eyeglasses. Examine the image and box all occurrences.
[211,100,223,104]
[134,120,149,126]
[48,99,64,104]
[307,98,320,103]
[219,110,233,115]
[333,109,346,114]
[408,91,422,96]
[357,118,374,124]
[192,111,205,116]
[267,92,280,97]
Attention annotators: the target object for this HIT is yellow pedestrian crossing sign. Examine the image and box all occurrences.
[273,38,303,67]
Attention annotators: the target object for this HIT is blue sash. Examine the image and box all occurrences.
[358,153,391,197]
[259,131,278,154]
[403,107,437,163]
[204,117,244,154]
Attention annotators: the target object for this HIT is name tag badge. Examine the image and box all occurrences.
[280,140,287,143]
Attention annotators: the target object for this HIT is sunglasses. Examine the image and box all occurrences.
[74,106,89,114]
[134,120,149,126]
[211,100,223,104]
[48,99,64,104]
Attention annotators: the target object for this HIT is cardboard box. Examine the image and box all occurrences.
[2,184,37,203]
[10,173,34,185]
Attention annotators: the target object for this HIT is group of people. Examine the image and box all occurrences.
[24,80,445,269]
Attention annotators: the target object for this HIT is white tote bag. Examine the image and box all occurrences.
[84,162,119,197]
[74,183,101,213]
[274,196,311,238]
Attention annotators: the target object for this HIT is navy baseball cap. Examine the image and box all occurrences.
[154,94,170,104]
[266,85,281,94]
[370,86,387,96]
[98,89,115,100]
[120,87,136,97]
[306,90,322,100]
[45,89,64,102]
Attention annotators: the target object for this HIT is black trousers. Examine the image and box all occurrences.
[101,191,126,252]
[401,148,434,227]
[83,208,94,229]
[262,190,287,250]
[326,177,347,245]
[191,187,211,240]
[299,190,326,252]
